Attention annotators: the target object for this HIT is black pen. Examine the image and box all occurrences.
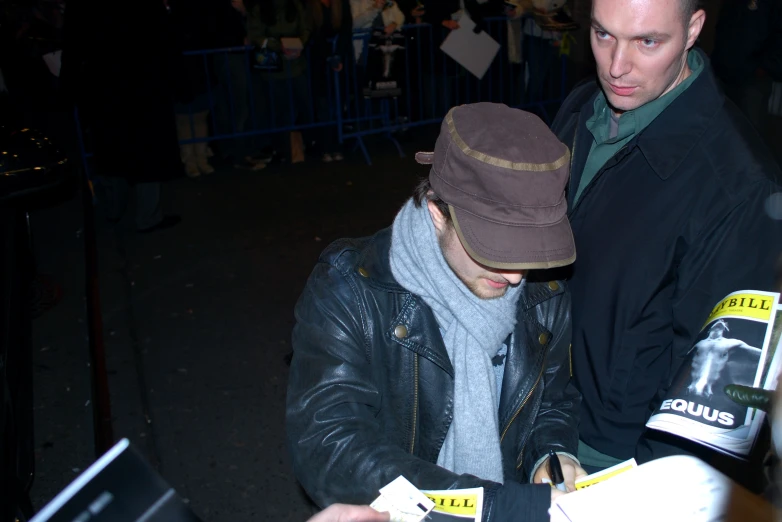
[547,449,567,492]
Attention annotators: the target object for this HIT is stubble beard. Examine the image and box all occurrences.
[438,234,507,300]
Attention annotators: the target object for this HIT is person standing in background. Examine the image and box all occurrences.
[246,0,313,164]
[350,0,405,63]
[211,0,271,171]
[308,0,353,162]
[168,0,219,178]
[351,0,405,33]
[61,0,182,233]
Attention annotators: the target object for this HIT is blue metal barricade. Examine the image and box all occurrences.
[337,16,569,164]
[178,44,339,147]
[77,16,570,172]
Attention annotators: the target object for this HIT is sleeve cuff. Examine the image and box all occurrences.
[529,452,580,483]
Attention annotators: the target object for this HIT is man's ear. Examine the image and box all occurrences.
[686,9,706,50]
[427,200,449,236]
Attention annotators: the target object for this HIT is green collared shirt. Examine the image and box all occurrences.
[573,50,705,204]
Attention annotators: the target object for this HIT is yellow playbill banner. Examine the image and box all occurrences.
[704,291,778,326]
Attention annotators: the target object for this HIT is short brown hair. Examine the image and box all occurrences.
[413,178,451,223]
[681,0,701,20]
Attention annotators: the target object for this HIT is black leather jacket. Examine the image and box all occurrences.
[287,227,580,522]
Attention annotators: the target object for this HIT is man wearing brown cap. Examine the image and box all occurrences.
[287,102,585,522]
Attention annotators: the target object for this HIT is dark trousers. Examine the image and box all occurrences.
[214,52,257,160]
[96,177,162,231]
[264,74,312,157]
[524,35,561,104]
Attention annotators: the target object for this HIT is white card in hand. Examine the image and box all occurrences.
[369,476,435,522]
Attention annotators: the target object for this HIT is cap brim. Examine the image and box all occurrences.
[449,205,576,270]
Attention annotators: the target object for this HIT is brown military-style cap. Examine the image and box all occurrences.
[415,103,575,270]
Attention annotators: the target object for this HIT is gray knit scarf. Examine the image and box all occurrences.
[389,199,521,483]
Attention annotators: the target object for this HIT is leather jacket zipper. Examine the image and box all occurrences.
[513,358,547,470]
[409,354,419,454]
[500,348,547,443]
[515,385,545,470]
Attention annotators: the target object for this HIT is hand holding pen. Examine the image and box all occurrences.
[533,449,588,492]
[547,450,568,492]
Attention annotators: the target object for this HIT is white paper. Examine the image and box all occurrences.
[42,50,62,78]
[573,458,637,489]
[439,15,500,80]
[551,455,777,522]
[370,476,434,522]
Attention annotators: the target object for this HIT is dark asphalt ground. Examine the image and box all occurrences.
[27,131,434,521]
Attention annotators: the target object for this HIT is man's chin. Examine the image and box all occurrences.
[471,286,508,300]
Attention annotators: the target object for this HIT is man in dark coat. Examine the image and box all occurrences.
[61,0,182,232]
[550,0,782,476]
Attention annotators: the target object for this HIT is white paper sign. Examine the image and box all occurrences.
[42,50,62,78]
[439,15,500,80]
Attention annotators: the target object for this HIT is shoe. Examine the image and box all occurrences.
[194,143,215,174]
[184,162,200,178]
[333,152,344,161]
[322,153,333,163]
[234,157,267,171]
[197,158,215,175]
[138,215,181,234]
[251,147,274,164]
[264,150,286,166]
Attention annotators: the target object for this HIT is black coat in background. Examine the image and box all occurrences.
[60,0,184,182]
[711,0,782,85]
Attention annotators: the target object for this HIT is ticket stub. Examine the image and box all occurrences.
[369,476,435,522]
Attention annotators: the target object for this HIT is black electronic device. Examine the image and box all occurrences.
[31,439,203,522]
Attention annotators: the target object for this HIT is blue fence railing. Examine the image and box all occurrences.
[336,18,568,163]
[78,16,570,172]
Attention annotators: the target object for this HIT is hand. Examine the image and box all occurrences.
[725,384,772,412]
[332,62,344,72]
[411,6,425,17]
[307,504,390,522]
[384,22,398,35]
[283,48,302,60]
[441,20,460,30]
[533,455,587,493]
[230,0,246,15]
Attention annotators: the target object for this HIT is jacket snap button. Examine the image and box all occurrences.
[548,281,559,291]
[539,333,549,345]
[394,325,408,339]
[358,267,369,278]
